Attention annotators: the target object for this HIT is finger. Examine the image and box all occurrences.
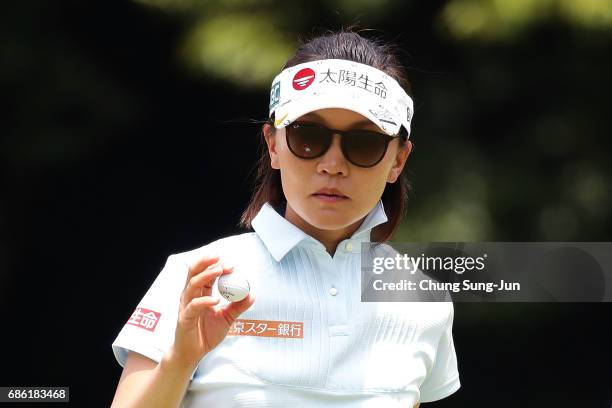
[185,252,220,283]
[181,262,225,308]
[185,260,234,297]
[200,264,234,298]
[219,293,256,326]
[182,296,220,321]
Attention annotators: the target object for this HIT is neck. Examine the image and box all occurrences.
[284,203,364,256]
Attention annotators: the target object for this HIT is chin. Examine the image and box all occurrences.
[303,208,357,230]
[309,219,350,231]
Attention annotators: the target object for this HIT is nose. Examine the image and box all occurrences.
[316,133,349,176]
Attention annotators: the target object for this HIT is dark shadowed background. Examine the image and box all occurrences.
[1,0,611,407]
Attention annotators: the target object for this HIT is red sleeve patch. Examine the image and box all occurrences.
[126,307,162,332]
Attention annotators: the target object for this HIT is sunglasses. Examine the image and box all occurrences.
[284,121,405,168]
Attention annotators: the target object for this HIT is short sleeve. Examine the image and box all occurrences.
[419,303,461,403]
[111,253,198,380]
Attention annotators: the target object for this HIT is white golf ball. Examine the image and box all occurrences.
[217,274,250,302]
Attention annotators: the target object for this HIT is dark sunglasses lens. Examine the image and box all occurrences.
[343,131,388,167]
[286,123,330,158]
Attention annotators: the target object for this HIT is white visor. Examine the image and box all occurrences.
[268,58,414,138]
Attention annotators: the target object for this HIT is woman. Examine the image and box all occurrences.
[111,28,460,407]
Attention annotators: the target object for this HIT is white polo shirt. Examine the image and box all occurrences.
[112,200,460,407]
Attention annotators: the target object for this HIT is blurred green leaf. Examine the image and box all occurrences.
[439,0,612,41]
[180,13,295,88]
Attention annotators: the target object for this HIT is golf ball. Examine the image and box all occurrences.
[217,274,250,302]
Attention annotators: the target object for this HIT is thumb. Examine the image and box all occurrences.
[220,293,256,324]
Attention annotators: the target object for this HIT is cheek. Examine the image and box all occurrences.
[378,143,401,182]
[276,132,297,167]
[276,136,314,188]
[350,155,396,200]
[352,169,389,197]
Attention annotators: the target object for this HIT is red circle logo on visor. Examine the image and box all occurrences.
[292,68,315,90]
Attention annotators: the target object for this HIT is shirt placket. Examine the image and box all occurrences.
[321,239,359,337]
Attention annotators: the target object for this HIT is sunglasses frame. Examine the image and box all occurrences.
[283,121,405,168]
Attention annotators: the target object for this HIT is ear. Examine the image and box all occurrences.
[387,140,413,183]
[263,123,280,169]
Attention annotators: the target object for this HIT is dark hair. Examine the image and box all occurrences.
[239,27,413,242]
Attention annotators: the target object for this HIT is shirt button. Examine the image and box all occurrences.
[329,287,338,296]
[345,242,354,252]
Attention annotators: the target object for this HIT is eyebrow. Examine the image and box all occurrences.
[300,112,377,129]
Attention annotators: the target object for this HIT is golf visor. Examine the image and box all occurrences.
[268,58,414,138]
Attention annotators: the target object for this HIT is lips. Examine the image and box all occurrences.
[312,188,349,199]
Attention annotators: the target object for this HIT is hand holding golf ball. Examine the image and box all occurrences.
[173,254,255,368]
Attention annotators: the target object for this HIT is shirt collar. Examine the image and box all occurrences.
[251,200,388,262]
